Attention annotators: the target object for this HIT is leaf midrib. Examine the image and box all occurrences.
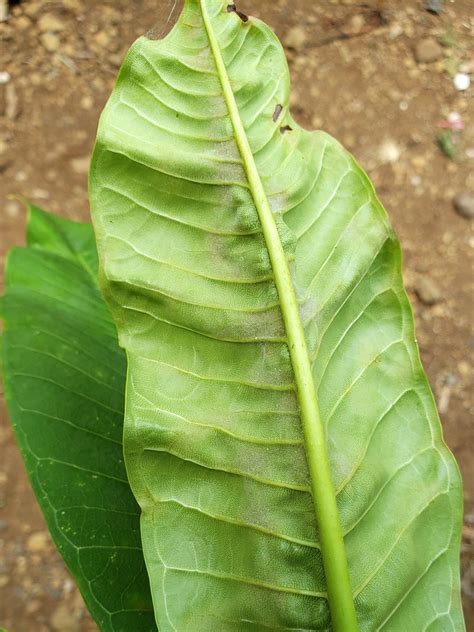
[199,2,359,630]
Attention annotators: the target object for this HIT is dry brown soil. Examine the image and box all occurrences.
[0,0,473,630]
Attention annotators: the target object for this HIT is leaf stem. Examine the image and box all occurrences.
[199,2,359,630]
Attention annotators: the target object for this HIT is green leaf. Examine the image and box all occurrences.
[0,205,156,632]
[90,1,464,630]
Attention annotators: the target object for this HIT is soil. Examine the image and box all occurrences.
[0,0,473,630]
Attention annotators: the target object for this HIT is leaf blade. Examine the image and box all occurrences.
[1,205,156,632]
[90,1,464,630]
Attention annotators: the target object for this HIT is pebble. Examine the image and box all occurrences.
[32,188,50,200]
[40,32,61,53]
[62,0,82,11]
[453,73,470,91]
[15,15,31,30]
[378,140,401,164]
[453,192,474,219]
[389,24,403,40]
[425,0,443,14]
[26,600,41,615]
[5,83,20,120]
[93,30,111,49]
[458,361,471,377]
[0,71,10,84]
[347,14,365,35]
[37,13,65,33]
[70,155,90,175]
[284,27,307,51]
[415,276,443,305]
[23,1,43,18]
[0,0,8,22]
[50,605,80,632]
[26,531,50,553]
[414,38,443,64]
[80,94,94,110]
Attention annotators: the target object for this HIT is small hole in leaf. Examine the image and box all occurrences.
[227,4,249,22]
[280,125,293,134]
[273,104,283,122]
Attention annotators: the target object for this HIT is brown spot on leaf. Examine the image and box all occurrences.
[280,125,293,134]
[227,4,249,23]
[273,104,283,122]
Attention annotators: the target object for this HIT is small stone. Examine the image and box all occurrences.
[37,13,65,33]
[26,600,41,614]
[70,155,90,175]
[453,192,474,219]
[40,32,60,52]
[425,0,443,14]
[30,72,42,86]
[347,14,365,35]
[51,605,80,632]
[80,95,94,110]
[389,23,403,40]
[0,0,8,22]
[414,38,443,64]
[415,276,442,306]
[93,30,111,48]
[15,15,31,30]
[453,73,470,91]
[0,71,10,85]
[458,361,471,377]
[411,155,427,170]
[378,140,401,164]
[62,0,82,12]
[26,531,50,552]
[5,83,20,120]
[24,1,43,18]
[284,27,307,51]
[5,202,19,218]
[32,188,50,200]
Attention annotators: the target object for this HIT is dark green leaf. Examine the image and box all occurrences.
[0,205,156,632]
